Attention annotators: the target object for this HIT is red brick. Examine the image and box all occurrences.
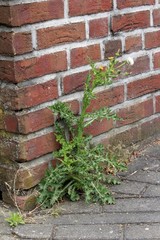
[153,52,160,69]
[0,60,15,82]
[84,119,113,136]
[87,85,124,112]
[63,71,88,95]
[104,39,122,59]
[155,95,160,113]
[15,52,67,83]
[125,35,142,53]
[123,55,150,77]
[127,75,160,99]
[0,79,58,110]
[37,23,85,50]
[71,44,101,69]
[0,6,11,26]
[117,99,154,127]
[69,0,113,16]
[19,132,59,162]
[102,117,160,147]
[1,0,64,27]
[89,17,108,39]
[153,9,160,26]
[117,0,155,9]
[16,161,49,189]
[112,11,150,33]
[17,108,54,134]
[145,30,160,49]
[66,100,80,115]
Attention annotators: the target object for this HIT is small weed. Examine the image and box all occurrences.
[5,212,25,227]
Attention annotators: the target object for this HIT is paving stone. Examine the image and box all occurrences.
[142,145,160,159]
[54,224,123,240]
[103,197,160,213]
[42,211,160,225]
[58,201,103,214]
[125,224,160,239]
[13,224,54,239]
[0,235,19,240]
[126,170,160,184]
[0,223,12,235]
[110,181,146,195]
[143,185,160,197]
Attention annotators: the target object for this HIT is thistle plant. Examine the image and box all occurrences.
[38,53,130,208]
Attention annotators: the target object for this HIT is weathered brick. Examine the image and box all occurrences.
[87,85,124,112]
[117,99,154,127]
[69,0,113,16]
[124,55,150,77]
[125,35,142,53]
[84,119,113,137]
[71,44,101,69]
[16,161,49,189]
[153,9,160,26]
[19,132,59,162]
[117,0,155,9]
[153,51,160,69]
[37,23,85,49]
[127,75,160,99]
[63,71,89,95]
[0,52,67,83]
[112,11,150,33]
[0,79,58,110]
[145,30,160,49]
[89,17,108,39]
[0,60,15,82]
[0,6,11,26]
[0,31,32,56]
[0,0,64,27]
[104,39,122,59]
[155,95,160,113]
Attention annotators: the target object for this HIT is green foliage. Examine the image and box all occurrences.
[5,212,25,227]
[38,53,129,208]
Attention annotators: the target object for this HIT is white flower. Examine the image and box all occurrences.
[127,57,134,65]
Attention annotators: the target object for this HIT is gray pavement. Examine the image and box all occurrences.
[1,134,160,239]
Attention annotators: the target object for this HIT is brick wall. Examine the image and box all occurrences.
[0,0,160,195]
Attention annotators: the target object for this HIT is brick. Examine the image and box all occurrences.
[16,161,49,189]
[0,60,15,82]
[0,79,58,110]
[117,99,154,127]
[12,100,79,134]
[0,31,32,56]
[14,52,67,83]
[124,55,150,77]
[69,0,113,16]
[15,108,54,134]
[37,23,85,50]
[156,95,160,113]
[117,0,155,9]
[63,71,89,95]
[125,35,142,53]
[71,44,101,69]
[153,9,160,26]
[127,75,160,99]
[0,6,11,26]
[84,119,113,137]
[104,39,122,59]
[153,51,160,69]
[145,30,160,49]
[89,17,108,39]
[19,132,59,162]
[112,11,150,33]
[141,117,160,140]
[1,0,64,27]
[87,85,124,112]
